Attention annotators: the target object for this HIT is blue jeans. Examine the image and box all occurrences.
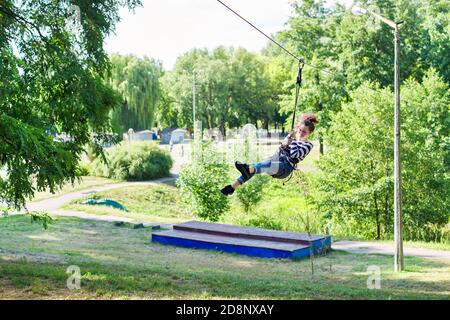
[236,157,294,184]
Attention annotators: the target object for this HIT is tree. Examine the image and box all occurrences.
[335,0,450,89]
[161,47,284,134]
[0,0,141,209]
[399,69,449,241]
[272,0,347,153]
[176,141,230,222]
[314,82,394,240]
[109,54,163,133]
[314,73,449,241]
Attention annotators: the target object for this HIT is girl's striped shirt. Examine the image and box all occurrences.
[285,140,314,168]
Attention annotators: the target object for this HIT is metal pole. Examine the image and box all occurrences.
[193,70,196,127]
[394,24,404,272]
[353,7,405,272]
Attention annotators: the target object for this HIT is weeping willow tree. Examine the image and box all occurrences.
[109,54,163,133]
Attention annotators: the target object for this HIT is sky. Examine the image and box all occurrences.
[104,0,353,70]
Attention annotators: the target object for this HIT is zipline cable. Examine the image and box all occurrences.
[215,0,332,75]
[215,0,302,63]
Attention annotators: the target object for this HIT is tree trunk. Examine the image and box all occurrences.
[263,118,269,131]
[318,102,324,155]
[206,111,213,130]
[319,135,324,155]
[374,191,381,240]
[219,122,225,137]
[384,162,390,230]
[208,83,214,130]
[369,160,381,239]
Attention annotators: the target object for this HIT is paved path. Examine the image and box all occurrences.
[333,240,450,262]
[26,175,177,213]
[3,175,178,226]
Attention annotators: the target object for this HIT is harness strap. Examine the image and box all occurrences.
[282,170,295,186]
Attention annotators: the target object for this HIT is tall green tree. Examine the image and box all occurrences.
[270,0,347,153]
[109,54,163,133]
[161,47,282,134]
[335,0,450,88]
[314,71,449,241]
[0,0,141,209]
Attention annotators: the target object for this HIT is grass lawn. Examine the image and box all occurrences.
[63,184,195,224]
[62,180,314,229]
[62,179,450,252]
[0,215,449,299]
[31,176,121,202]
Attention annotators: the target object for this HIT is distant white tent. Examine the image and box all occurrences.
[123,129,155,141]
[170,129,188,144]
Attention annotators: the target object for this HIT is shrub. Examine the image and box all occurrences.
[90,142,172,180]
[248,214,283,230]
[235,174,270,214]
[77,164,90,176]
[177,141,230,222]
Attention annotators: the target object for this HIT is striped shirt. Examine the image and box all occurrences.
[281,140,314,168]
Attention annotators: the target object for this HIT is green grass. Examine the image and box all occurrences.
[62,179,314,230]
[63,184,194,224]
[31,176,121,202]
[0,215,449,299]
[61,177,450,252]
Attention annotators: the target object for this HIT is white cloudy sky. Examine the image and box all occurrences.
[104,0,353,70]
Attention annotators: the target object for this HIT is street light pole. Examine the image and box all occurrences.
[352,6,404,271]
[393,23,404,272]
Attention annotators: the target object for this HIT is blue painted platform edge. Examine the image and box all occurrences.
[151,234,330,259]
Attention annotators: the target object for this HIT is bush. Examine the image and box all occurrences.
[248,214,283,230]
[177,141,230,222]
[90,142,172,180]
[77,164,90,176]
[235,174,270,214]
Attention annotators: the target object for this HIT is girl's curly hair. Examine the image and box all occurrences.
[295,112,319,133]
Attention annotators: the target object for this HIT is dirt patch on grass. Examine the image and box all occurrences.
[0,249,66,264]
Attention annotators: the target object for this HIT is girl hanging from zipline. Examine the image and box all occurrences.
[220,112,319,196]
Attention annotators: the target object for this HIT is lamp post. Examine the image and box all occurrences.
[352,6,404,272]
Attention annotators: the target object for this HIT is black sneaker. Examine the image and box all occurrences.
[235,161,253,181]
[220,185,235,196]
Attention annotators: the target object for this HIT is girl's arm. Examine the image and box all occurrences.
[281,131,294,147]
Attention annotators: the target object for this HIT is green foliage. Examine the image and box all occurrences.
[161,47,286,132]
[236,175,270,214]
[247,214,283,230]
[109,54,164,133]
[314,72,449,242]
[327,0,450,88]
[275,0,346,137]
[0,0,141,209]
[400,69,449,241]
[29,211,54,230]
[90,142,172,181]
[176,141,230,222]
